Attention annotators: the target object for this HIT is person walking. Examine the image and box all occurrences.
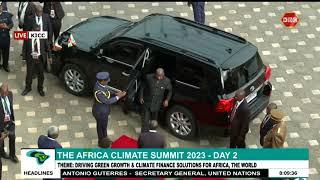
[229,89,250,148]
[21,23,52,97]
[138,120,165,148]
[0,83,18,163]
[42,2,64,44]
[0,3,13,72]
[139,68,172,133]
[38,126,62,148]
[92,72,126,147]
[259,103,277,146]
[18,1,36,60]
[263,109,287,148]
[188,1,205,24]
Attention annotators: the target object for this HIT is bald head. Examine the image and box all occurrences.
[48,126,59,139]
[150,120,158,130]
[235,89,246,101]
[35,5,43,16]
[0,82,9,96]
[266,103,277,114]
[155,68,165,80]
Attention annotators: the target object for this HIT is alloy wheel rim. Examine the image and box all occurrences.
[64,69,85,93]
[170,112,192,136]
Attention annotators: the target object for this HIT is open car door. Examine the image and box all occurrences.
[123,48,151,112]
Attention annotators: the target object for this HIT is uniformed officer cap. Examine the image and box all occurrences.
[270,109,284,122]
[96,72,110,81]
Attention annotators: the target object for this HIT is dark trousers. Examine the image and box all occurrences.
[0,128,16,156]
[0,158,2,180]
[192,2,205,24]
[26,56,44,90]
[51,18,62,43]
[141,107,159,133]
[0,46,9,69]
[95,115,109,142]
[230,135,246,148]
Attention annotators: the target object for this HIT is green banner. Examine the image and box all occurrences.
[55,148,309,161]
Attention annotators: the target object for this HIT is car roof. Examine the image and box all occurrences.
[121,14,251,65]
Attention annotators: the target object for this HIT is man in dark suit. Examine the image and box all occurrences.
[138,120,165,148]
[38,126,62,148]
[259,103,277,146]
[229,89,250,148]
[188,1,205,24]
[139,68,172,133]
[18,2,36,60]
[21,23,52,97]
[0,83,18,163]
[31,5,53,72]
[0,3,13,72]
[42,2,64,43]
[92,72,126,147]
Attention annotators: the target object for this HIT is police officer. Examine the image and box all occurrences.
[0,3,13,72]
[92,72,126,147]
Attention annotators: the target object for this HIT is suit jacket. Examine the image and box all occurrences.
[230,100,250,139]
[259,114,273,146]
[138,130,165,148]
[38,135,62,149]
[18,2,36,30]
[0,91,15,132]
[26,37,52,64]
[263,122,287,148]
[29,14,53,42]
[139,74,172,112]
[43,2,65,20]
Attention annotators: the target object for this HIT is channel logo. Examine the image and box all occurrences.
[27,150,50,165]
[13,31,48,40]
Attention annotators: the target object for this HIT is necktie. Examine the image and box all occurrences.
[229,102,238,123]
[2,97,11,115]
[261,115,269,128]
[34,39,38,53]
[37,17,40,22]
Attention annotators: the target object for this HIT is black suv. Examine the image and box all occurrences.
[52,14,272,139]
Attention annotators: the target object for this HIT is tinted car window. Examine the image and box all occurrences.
[176,59,204,88]
[223,53,264,93]
[107,42,143,66]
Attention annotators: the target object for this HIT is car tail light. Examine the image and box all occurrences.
[264,66,271,81]
[215,98,235,113]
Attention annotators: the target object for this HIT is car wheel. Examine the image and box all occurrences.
[62,64,89,96]
[166,105,197,139]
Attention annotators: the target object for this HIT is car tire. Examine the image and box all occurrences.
[166,105,197,139]
[62,64,89,96]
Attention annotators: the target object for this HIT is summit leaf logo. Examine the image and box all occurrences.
[27,150,50,165]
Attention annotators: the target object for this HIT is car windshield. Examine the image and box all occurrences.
[94,22,136,48]
[223,53,264,93]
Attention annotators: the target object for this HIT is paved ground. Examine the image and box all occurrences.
[0,2,319,180]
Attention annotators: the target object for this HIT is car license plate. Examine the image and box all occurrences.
[246,91,257,103]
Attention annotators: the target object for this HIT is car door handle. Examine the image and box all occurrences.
[122,71,130,77]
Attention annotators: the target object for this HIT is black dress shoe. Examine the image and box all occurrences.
[3,67,10,72]
[10,155,19,163]
[1,152,10,159]
[21,88,31,96]
[38,89,45,96]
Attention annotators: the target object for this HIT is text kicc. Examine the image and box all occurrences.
[13,31,48,40]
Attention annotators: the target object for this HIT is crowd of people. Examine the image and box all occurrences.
[0,1,288,180]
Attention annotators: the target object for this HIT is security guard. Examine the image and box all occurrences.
[263,109,287,148]
[92,72,126,147]
[0,3,13,72]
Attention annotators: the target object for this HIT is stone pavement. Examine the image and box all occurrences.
[0,2,319,180]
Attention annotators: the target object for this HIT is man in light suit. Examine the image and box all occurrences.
[138,120,165,148]
[38,126,62,148]
[229,89,250,148]
[0,83,18,163]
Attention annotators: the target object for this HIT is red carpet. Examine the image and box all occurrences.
[111,135,138,148]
